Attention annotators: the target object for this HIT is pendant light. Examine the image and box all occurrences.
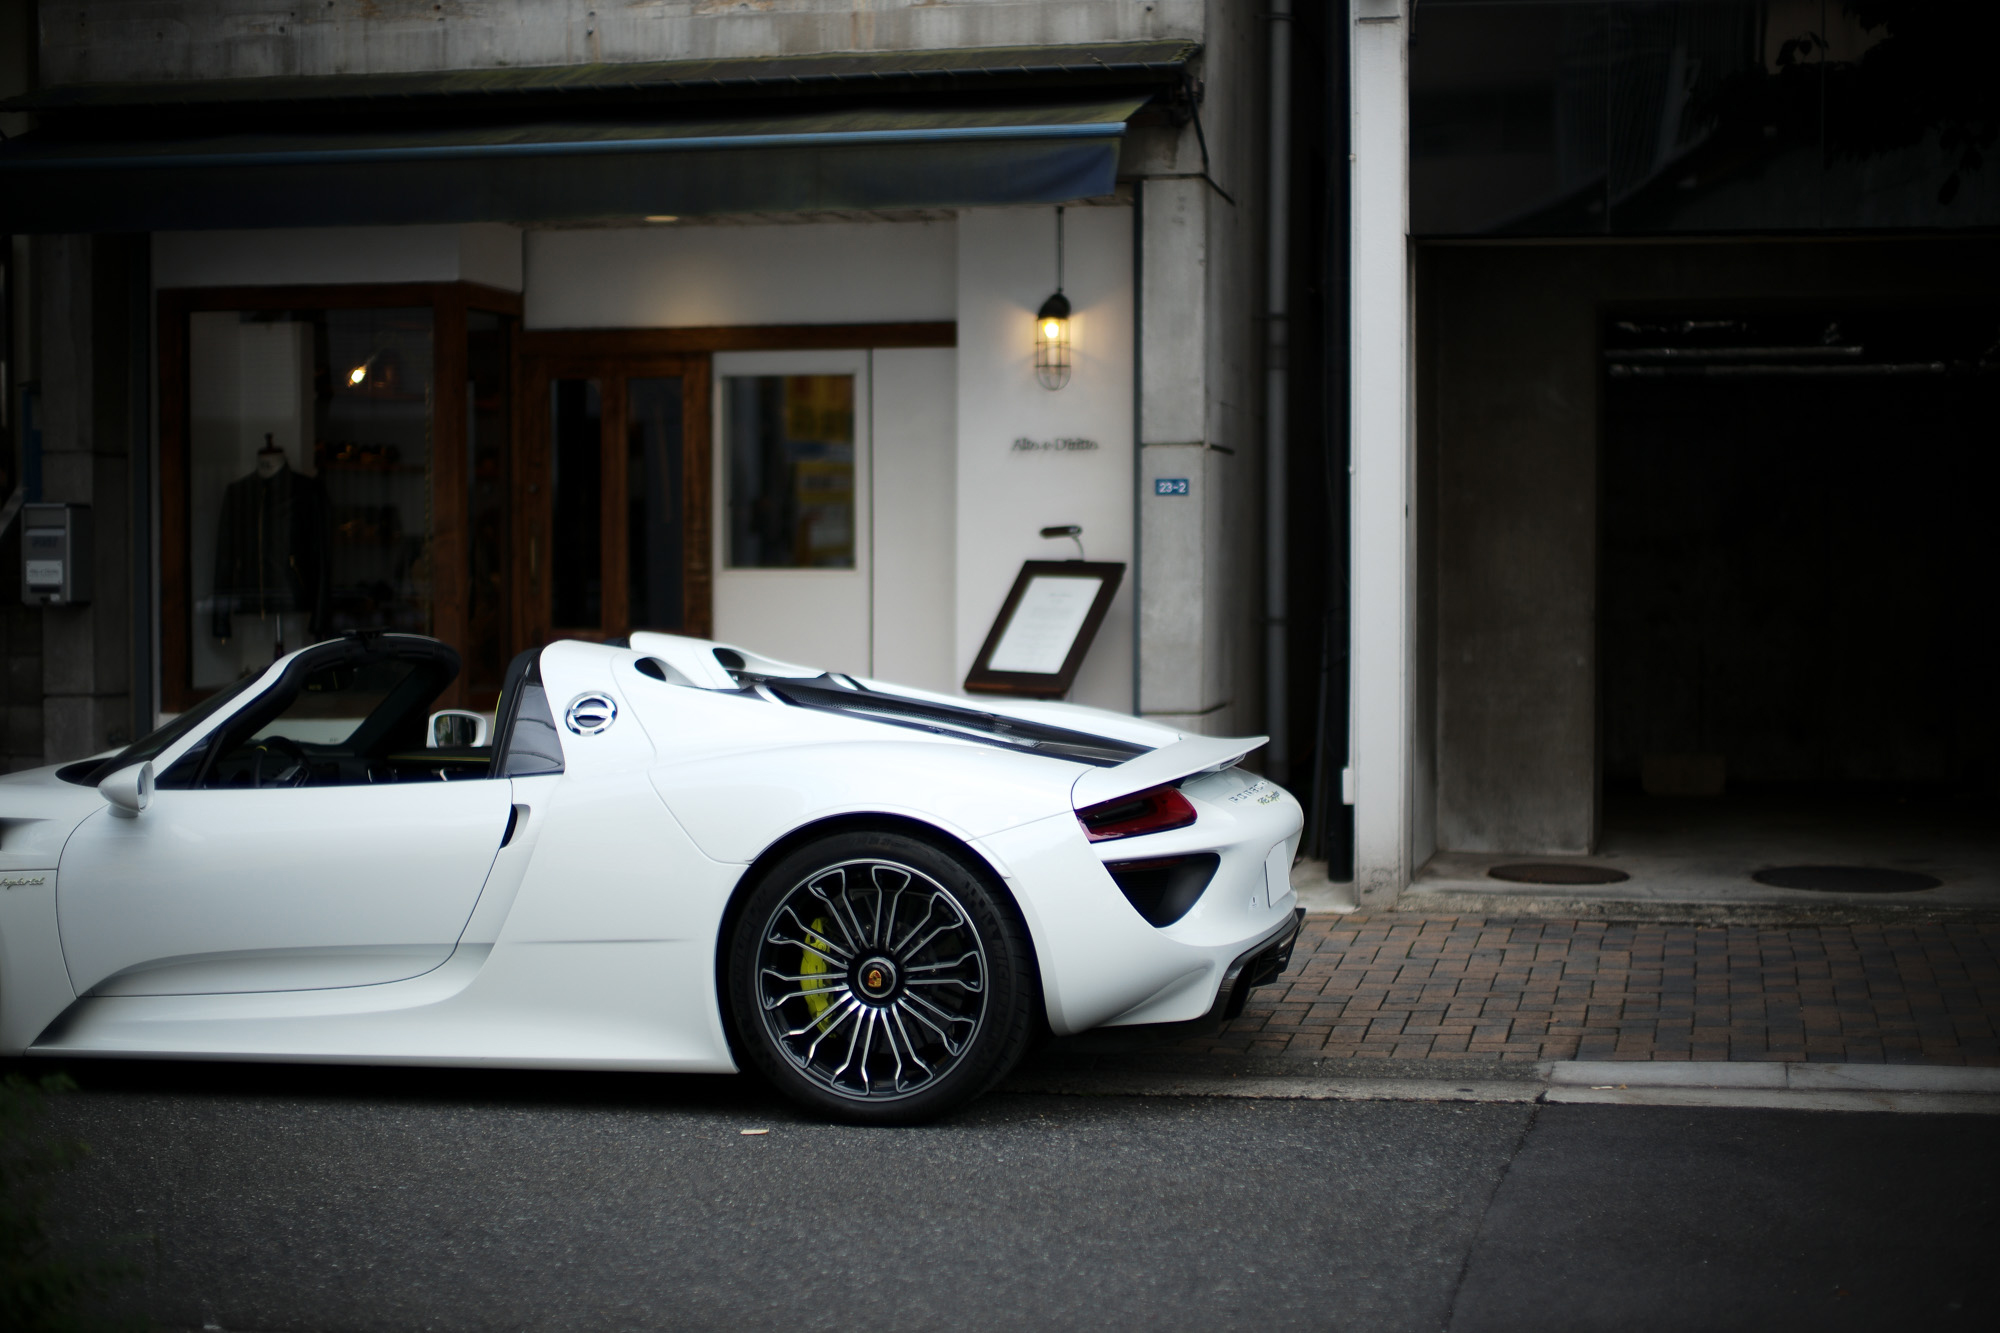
[1035,206,1072,390]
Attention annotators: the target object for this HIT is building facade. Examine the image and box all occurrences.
[5,1,1993,903]
[1343,0,2000,902]
[0,0,1278,806]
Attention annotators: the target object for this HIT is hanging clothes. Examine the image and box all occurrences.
[211,464,330,641]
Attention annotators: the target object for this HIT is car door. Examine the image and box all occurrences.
[56,638,522,997]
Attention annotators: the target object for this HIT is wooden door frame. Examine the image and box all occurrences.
[156,281,522,713]
[515,348,713,646]
[511,324,954,649]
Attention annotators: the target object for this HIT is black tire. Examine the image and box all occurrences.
[726,829,1037,1125]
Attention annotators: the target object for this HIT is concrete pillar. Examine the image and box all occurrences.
[37,235,135,763]
[1348,0,1414,901]
[1136,176,1228,730]
[2,234,42,771]
[1134,161,1262,739]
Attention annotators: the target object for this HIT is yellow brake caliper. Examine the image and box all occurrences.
[800,918,836,1031]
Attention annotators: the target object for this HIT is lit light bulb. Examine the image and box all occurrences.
[1034,292,1072,391]
[348,365,368,386]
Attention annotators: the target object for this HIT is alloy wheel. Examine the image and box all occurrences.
[753,857,989,1101]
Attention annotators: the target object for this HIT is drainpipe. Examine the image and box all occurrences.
[1264,0,1293,781]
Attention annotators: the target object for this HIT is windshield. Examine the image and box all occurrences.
[58,671,266,786]
[248,658,419,747]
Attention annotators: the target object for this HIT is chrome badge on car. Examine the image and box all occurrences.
[564,693,618,736]
[1229,780,1282,806]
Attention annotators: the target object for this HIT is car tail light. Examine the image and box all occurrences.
[1076,785,1197,842]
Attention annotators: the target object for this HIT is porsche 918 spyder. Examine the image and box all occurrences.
[0,632,1304,1123]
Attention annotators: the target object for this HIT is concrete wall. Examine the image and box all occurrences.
[1418,236,2000,857]
[1129,0,1265,739]
[155,225,523,292]
[955,204,1133,715]
[1422,244,1599,855]
[36,235,143,762]
[524,221,953,330]
[871,345,958,695]
[0,0,30,136]
[38,0,1207,83]
[2,0,41,768]
[0,219,42,767]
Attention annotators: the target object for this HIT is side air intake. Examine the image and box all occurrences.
[1105,853,1220,927]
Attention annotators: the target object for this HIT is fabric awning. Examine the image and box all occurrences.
[0,99,1146,232]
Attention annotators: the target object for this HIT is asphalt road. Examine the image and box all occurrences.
[18,1060,1999,1332]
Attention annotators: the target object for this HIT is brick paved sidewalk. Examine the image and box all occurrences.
[1199,914,2000,1065]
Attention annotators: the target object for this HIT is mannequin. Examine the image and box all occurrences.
[255,437,287,480]
[212,434,330,656]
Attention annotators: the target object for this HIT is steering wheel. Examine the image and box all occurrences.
[250,735,312,788]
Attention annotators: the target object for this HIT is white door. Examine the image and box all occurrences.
[57,782,515,996]
[712,350,872,673]
[56,637,517,996]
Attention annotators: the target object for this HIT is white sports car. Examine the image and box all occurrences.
[0,632,1303,1123]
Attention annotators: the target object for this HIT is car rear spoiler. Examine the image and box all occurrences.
[1071,734,1267,809]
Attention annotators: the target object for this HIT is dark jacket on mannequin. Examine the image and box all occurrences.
[211,462,331,640]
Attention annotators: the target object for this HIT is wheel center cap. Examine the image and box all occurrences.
[856,956,899,1001]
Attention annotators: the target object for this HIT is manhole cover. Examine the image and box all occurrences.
[1752,866,1941,894]
[1488,863,1631,885]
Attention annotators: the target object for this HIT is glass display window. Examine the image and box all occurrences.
[724,374,857,570]
[160,284,519,712]
[184,307,433,691]
[708,349,871,675]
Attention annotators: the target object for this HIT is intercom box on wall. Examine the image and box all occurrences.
[20,503,91,607]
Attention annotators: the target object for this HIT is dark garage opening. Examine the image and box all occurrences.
[1598,307,2000,887]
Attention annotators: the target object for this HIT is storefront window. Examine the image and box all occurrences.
[549,378,603,628]
[724,374,855,569]
[465,311,513,697]
[188,307,433,690]
[628,377,685,629]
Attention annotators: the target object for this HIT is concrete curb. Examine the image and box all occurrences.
[1383,891,2000,926]
[1539,1086,2000,1114]
[1542,1061,2000,1114]
[998,1060,2000,1114]
[1547,1061,2000,1093]
[1001,1072,1542,1103]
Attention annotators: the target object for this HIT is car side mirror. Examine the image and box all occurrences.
[99,761,155,818]
[428,709,491,748]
